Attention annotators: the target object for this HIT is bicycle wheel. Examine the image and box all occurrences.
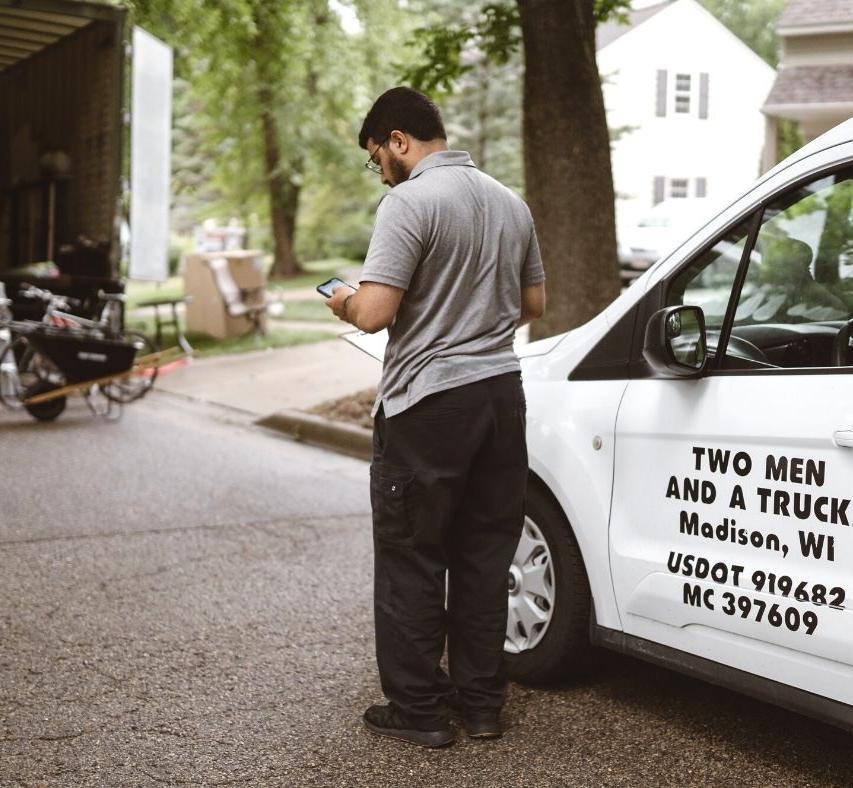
[100,330,159,404]
[0,336,67,419]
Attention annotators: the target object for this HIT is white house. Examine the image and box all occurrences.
[596,0,776,234]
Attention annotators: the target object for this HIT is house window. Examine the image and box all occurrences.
[670,178,689,198]
[675,73,691,114]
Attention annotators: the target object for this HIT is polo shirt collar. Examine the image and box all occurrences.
[408,150,476,180]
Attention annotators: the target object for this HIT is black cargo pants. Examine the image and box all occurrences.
[370,371,528,728]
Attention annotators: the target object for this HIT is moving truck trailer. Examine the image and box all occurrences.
[0,0,170,319]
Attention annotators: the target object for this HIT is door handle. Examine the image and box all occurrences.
[833,429,853,448]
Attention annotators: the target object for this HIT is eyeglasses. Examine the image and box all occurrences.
[364,137,388,174]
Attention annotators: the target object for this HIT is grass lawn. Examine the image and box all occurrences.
[124,314,337,359]
[125,277,185,311]
[125,259,359,306]
[123,258,355,356]
[278,299,338,322]
[265,258,359,292]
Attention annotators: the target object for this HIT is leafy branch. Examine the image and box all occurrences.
[401,0,630,93]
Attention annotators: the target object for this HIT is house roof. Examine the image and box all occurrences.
[764,64,853,107]
[596,1,673,50]
[778,0,853,31]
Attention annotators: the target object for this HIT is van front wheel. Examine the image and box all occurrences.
[504,482,592,683]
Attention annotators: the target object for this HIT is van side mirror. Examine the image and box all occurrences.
[643,305,707,377]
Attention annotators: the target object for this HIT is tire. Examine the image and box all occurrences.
[504,480,592,684]
[1,336,64,413]
[100,330,159,404]
[24,378,66,421]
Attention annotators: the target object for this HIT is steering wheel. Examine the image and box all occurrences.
[831,319,853,366]
[707,331,770,365]
[727,335,771,364]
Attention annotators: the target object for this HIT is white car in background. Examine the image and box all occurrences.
[507,117,853,733]
[619,198,713,282]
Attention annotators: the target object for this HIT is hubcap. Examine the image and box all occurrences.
[505,516,555,654]
[508,565,522,596]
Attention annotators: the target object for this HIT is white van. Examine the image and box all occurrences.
[506,117,853,732]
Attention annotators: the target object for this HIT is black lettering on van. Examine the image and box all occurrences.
[667,477,716,503]
[683,582,714,610]
[765,455,825,487]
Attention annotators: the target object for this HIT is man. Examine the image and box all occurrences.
[325,87,546,748]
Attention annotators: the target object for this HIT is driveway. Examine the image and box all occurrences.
[1,395,851,786]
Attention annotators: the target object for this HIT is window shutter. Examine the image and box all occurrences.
[699,73,709,119]
[654,176,665,205]
[656,70,667,117]
[696,177,707,198]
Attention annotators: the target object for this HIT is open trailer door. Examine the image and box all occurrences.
[128,25,172,283]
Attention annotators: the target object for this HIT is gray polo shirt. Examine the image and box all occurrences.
[360,150,545,418]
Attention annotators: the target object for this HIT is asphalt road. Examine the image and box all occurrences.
[1,394,852,787]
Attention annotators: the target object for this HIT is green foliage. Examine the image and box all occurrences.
[127,0,374,266]
[401,0,630,93]
[398,0,631,192]
[593,0,631,24]
[403,25,473,93]
[168,233,193,277]
[699,0,786,66]
[125,0,418,268]
[476,4,522,64]
[778,118,805,161]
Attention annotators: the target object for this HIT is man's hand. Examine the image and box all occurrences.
[325,284,357,322]
[324,281,405,333]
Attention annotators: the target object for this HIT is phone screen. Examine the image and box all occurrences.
[316,277,351,298]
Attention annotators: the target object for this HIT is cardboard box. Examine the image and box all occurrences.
[184,251,268,339]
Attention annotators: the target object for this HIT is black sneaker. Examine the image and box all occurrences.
[461,710,502,739]
[363,704,455,748]
[446,696,503,739]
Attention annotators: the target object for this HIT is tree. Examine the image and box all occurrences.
[403,0,629,338]
[517,1,623,338]
[699,0,785,66]
[128,0,364,279]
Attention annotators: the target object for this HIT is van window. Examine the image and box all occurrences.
[667,220,752,332]
[729,169,853,368]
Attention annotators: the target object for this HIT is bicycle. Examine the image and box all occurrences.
[0,285,160,420]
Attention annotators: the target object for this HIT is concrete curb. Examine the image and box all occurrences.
[256,408,372,461]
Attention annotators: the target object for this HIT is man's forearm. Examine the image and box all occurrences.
[341,289,383,334]
[326,281,404,332]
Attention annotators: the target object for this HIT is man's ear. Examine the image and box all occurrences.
[389,130,409,155]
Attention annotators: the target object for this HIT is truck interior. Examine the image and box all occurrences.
[0,0,126,320]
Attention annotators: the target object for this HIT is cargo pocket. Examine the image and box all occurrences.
[370,464,417,543]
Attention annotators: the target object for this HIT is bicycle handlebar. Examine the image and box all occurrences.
[19,284,80,310]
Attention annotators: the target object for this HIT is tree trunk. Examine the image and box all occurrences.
[518,0,620,339]
[258,89,302,279]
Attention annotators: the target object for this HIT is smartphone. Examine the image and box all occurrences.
[316,277,355,298]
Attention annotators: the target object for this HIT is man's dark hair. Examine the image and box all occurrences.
[358,87,447,150]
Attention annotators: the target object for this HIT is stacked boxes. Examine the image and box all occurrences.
[183,251,267,339]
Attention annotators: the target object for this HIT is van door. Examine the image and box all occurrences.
[609,166,853,705]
